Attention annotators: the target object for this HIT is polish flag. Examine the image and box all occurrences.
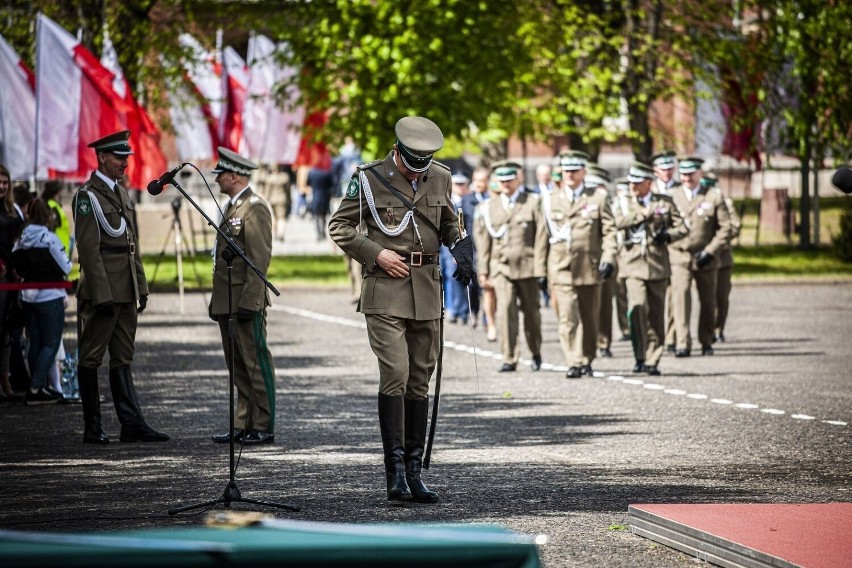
[35,13,130,180]
[242,35,304,165]
[219,46,248,153]
[168,34,220,162]
[100,32,167,189]
[293,110,332,170]
[0,33,36,180]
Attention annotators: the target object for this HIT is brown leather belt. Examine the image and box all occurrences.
[398,252,439,266]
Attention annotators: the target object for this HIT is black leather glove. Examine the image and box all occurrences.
[236,307,256,323]
[694,250,714,269]
[598,262,614,280]
[137,294,148,313]
[449,235,476,287]
[537,277,548,293]
[95,301,115,318]
[652,227,671,244]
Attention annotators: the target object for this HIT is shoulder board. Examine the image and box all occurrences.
[430,160,451,172]
[357,160,382,171]
[249,195,262,204]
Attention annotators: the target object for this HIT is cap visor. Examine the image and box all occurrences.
[626,175,645,183]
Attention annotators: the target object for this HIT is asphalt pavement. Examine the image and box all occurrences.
[1,281,850,567]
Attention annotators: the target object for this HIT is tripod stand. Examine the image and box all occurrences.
[166,177,298,516]
[149,197,206,313]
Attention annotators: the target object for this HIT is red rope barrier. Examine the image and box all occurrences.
[0,281,73,291]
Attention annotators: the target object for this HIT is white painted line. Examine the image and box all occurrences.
[710,399,733,405]
[686,393,708,400]
[735,403,759,409]
[822,420,847,426]
[643,384,666,390]
[608,376,625,381]
[664,389,687,395]
[791,414,815,420]
[622,379,645,385]
[761,408,785,415]
[540,363,555,370]
[592,371,606,378]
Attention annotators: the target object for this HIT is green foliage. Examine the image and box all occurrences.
[831,203,852,262]
[732,245,852,277]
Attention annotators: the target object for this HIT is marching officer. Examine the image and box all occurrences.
[712,176,741,343]
[651,151,680,195]
[584,165,618,358]
[474,160,548,373]
[614,162,688,375]
[209,147,277,445]
[543,151,617,378]
[328,117,474,504]
[73,130,168,444]
[612,178,631,342]
[668,157,732,356]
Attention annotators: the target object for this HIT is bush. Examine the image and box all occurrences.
[832,202,852,261]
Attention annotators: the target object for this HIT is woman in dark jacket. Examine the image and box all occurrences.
[0,164,25,400]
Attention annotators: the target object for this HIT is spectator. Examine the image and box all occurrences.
[0,165,25,401]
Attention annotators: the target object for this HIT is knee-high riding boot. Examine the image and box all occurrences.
[378,393,412,501]
[79,366,109,444]
[109,366,169,442]
[404,396,439,503]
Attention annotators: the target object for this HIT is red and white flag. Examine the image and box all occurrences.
[243,35,304,165]
[0,33,36,180]
[100,32,167,189]
[219,46,248,153]
[35,13,130,181]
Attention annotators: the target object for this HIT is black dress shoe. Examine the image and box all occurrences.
[566,367,582,378]
[599,348,613,358]
[580,365,593,376]
[701,346,714,356]
[498,363,517,373]
[645,365,661,376]
[242,430,274,444]
[120,424,170,443]
[674,349,691,358]
[83,424,110,445]
[632,361,645,373]
[620,333,630,341]
[212,428,244,443]
[666,344,676,352]
[530,354,542,371]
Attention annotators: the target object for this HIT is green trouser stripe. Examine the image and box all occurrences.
[627,306,642,361]
[253,311,276,431]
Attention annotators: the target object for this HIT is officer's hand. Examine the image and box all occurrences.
[137,294,148,313]
[694,250,714,269]
[598,262,614,280]
[96,301,115,318]
[376,249,410,278]
[537,277,548,293]
[652,227,671,244]
[236,307,256,323]
[450,235,476,287]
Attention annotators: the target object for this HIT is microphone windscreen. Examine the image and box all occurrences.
[147,180,164,195]
[831,166,852,194]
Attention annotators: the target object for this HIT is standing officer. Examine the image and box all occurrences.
[615,163,688,375]
[73,130,168,445]
[209,147,277,445]
[474,160,548,373]
[328,117,474,504]
[668,157,732,356]
[543,151,617,378]
[712,176,741,343]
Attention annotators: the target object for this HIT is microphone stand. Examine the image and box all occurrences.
[166,178,299,515]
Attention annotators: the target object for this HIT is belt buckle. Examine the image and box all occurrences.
[129,243,136,255]
[410,252,423,267]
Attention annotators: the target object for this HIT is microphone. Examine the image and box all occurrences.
[147,163,188,195]
[831,166,852,194]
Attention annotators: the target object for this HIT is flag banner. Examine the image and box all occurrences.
[0,34,36,179]
[219,46,248,153]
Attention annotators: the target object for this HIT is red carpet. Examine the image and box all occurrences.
[628,503,852,568]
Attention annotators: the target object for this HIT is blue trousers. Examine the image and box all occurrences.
[24,297,65,391]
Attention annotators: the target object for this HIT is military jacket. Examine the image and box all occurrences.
[474,191,548,281]
[210,187,273,315]
[654,179,681,195]
[542,185,617,286]
[328,153,460,321]
[669,185,732,271]
[717,197,741,269]
[613,192,688,281]
[73,172,147,304]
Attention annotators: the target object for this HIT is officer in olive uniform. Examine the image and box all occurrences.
[543,151,617,378]
[73,130,168,445]
[328,117,474,504]
[584,165,617,358]
[668,157,732,356]
[614,163,688,375]
[652,151,680,195]
[712,176,741,343]
[474,161,548,373]
[612,178,631,341]
[209,147,277,446]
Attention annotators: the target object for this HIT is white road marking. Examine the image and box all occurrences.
[275,305,848,428]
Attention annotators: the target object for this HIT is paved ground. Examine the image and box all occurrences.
[1,282,850,567]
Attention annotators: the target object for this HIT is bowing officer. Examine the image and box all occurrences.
[543,151,617,378]
[328,117,474,504]
[73,130,168,444]
[614,162,687,375]
[209,147,277,445]
[474,160,548,373]
[668,157,732,356]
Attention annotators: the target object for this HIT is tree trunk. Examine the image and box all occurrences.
[799,138,811,249]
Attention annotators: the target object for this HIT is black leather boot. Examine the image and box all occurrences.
[378,393,411,502]
[79,366,109,444]
[404,397,439,503]
[109,366,169,442]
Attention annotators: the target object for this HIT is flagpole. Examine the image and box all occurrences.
[33,13,42,182]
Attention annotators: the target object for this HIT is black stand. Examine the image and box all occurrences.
[150,197,206,295]
[166,178,298,515]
